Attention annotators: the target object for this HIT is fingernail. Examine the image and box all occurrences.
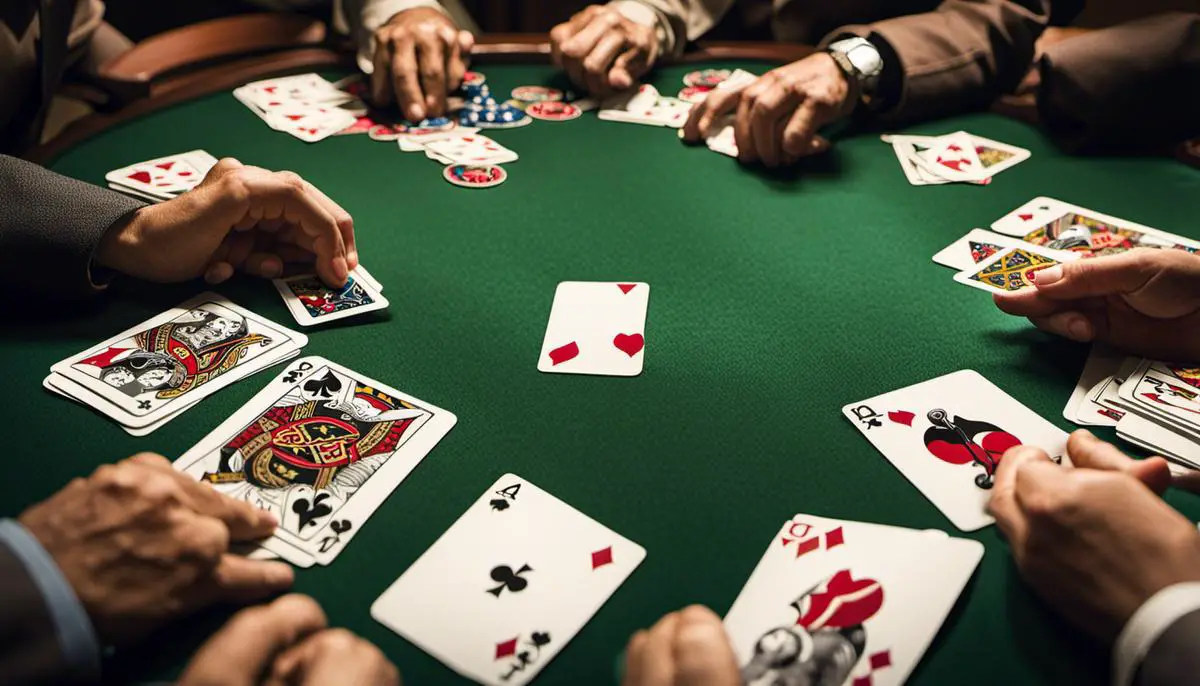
[259,510,279,528]
[1031,265,1062,286]
[266,563,294,586]
[408,105,424,122]
[1067,316,1093,341]
[334,256,349,283]
[262,260,282,279]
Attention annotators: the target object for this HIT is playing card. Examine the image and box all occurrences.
[1118,361,1200,438]
[423,135,519,165]
[49,294,305,429]
[990,197,1200,256]
[970,134,1031,175]
[952,245,1077,295]
[915,131,989,183]
[705,116,738,158]
[234,73,353,111]
[931,228,1017,271]
[1063,344,1126,426]
[888,137,949,186]
[598,86,691,127]
[173,356,457,566]
[1074,375,1127,427]
[537,281,649,377]
[105,150,217,199]
[272,267,389,326]
[371,473,645,686]
[725,514,983,686]
[843,370,1069,530]
[1117,411,1200,469]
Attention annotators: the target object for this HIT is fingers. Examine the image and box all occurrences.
[780,100,822,161]
[201,158,245,186]
[203,554,295,604]
[583,31,627,94]
[128,455,278,540]
[1028,311,1097,342]
[992,290,1074,318]
[445,28,468,92]
[744,74,803,168]
[988,445,1056,550]
[622,630,649,686]
[271,628,400,686]
[637,611,681,686]
[683,87,739,142]
[1067,430,1172,494]
[558,10,617,92]
[1028,251,1158,301]
[300,180,356,269]
[672,605,739,686]
[371,38,395,107]
[416,28,447,117]
[610,45,648,91]
[204,262,234,284]
[389,36,424,121]
[180,595,327,686]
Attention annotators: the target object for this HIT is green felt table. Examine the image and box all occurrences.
[7,53,1200,685]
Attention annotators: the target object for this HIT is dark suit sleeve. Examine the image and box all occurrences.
[1037,13,1200,154]
[1135,608,1200,686]
[0,154,144,300]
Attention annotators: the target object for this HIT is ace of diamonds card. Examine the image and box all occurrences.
[538,281,649,377]
[725,515,983,686]
[371,474,645,686]
[843,370,1068,531]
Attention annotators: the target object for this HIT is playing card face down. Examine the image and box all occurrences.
[991,197,1200,257]
[952,245,1074,294]
[371,474,645,686]
[173,356,457,566]
[538,281,649,377]
[843,370,1068,531]
[725,514,983,686]
[49,294,305,428]
[273,267,389,326]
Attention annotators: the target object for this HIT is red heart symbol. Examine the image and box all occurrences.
[178,172,192,177]
[617,283,637,294]
[156,162,174,170]
[1019,213,1033,221]
[549,342,579,366]
[286,114,304,121]
[128,171,151,184]
[613,333,644,357]
[887,410,915,426]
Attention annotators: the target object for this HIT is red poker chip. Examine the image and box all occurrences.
[526,101,582,121]
[677,86,715,104]
[443,163,507,189]
[511,86,564,103]
[682,69,731,88]
[463,70,486,87]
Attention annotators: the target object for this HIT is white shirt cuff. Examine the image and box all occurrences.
[1113,582,1200,686]
[356,0,447,74]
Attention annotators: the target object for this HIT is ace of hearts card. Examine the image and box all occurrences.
[173,356,457,566]
[725,514,983,686]
[538,281,649,377]
[843,370,1068,531]
[371,474,645,686]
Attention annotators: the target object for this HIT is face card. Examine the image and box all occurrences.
[952,245,1075,295]
[1118,361,1200,438]
[49,294,305,428]
[931,228,1017,271]
[1062,345,1125,425]
[990,197,1199,257]
[173,356,457,566]
[725,514,983,686]
[371,474,645,685]
[272,267,390,326]
[537,281,649,377]
[843,370,1069,531]
[970,134,1031,175]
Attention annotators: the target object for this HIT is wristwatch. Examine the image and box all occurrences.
[826,37,884,99]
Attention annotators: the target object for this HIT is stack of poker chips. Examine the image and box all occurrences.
[456,84,532,129]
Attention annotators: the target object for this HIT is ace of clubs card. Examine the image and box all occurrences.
[173,356,457,566]
[843,370,1068,531]
[725,514,983,686]
[538,281,649,376]
[371,474,646,685]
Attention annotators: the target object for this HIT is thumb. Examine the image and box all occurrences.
[1031,250,1157,301]
[179,595,327,686]
[200,554,295,606]
[1067,429,1172,494]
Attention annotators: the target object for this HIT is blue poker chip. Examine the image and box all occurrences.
[472,105,533,129]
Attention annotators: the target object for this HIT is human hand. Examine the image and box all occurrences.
[370,7,473,121]
[987,431,1200,641]
[18,453,293,647]
[95,159,356,288]
[622,605,740,686]
[681,53,849,167]
[550,5,659,96]
[268,627,401,686]
[994,248,1200,362]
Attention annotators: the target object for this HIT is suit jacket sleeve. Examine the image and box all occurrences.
[1135,608,1200,686]
[1036,12,1200,154]
[614,0,736,58]
[825,0,1053,122]
[0,155,143,300]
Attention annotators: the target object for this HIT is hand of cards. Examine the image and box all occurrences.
[233,73,364,143]
[884,131,1031,185]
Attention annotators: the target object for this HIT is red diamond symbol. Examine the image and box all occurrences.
[591,546,613,569]
[825,526,845,549]
[495,638,517,660]
[852,677,872,686]
[870,650,892,669]
[794,537,820,558]
[617,283,637,294]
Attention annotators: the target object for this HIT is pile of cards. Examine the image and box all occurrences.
[43,294,306,436]
[933,197,1198,294]
[173,356,457,567]
[884,132,1030,186]
[537,281,649,377]
[105,150,218,203]
[697,69,759,158]
[1064,347,1200,472]
[420,134,519,165]
[724,514,982,686]
[272,265,388,327]
[234,73,364,143]
[844,370,1068,530]
[371,474,644,686]
[598,84,692,128]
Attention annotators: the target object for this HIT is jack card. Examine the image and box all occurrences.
[952,245,1076,295]
[990,197,1199,257]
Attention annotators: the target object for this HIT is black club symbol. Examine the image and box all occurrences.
[488,564,532,597]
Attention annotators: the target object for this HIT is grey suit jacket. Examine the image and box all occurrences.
[0,155,143,301]
[1137,608,1200,686]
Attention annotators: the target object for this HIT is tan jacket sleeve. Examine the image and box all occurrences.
[827,0,1053,122]
[613,0,737,58]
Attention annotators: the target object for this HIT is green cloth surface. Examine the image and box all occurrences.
[5,60,1200,684]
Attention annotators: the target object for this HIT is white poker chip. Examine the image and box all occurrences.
[443,163,507,189]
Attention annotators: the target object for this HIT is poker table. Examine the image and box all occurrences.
[9,35,1200,686]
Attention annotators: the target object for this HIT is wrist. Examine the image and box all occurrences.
[94,206,148,276]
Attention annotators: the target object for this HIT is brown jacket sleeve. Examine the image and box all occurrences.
[828,0,1054,122]
[1036,12,1200,154]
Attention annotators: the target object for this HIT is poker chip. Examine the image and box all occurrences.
[458,105,532,129]
[368,117,456,140]
[462,70,486,87]
[525,101,582,122]
[682,69,731,88]
[677,85,714,104]
[443,163,507,189]
[511,86,564,103]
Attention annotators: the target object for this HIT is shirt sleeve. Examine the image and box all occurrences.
[0,519,100,686]
[1114,582,1200,686]
[345,0,448,74]
[607,0,736,59]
